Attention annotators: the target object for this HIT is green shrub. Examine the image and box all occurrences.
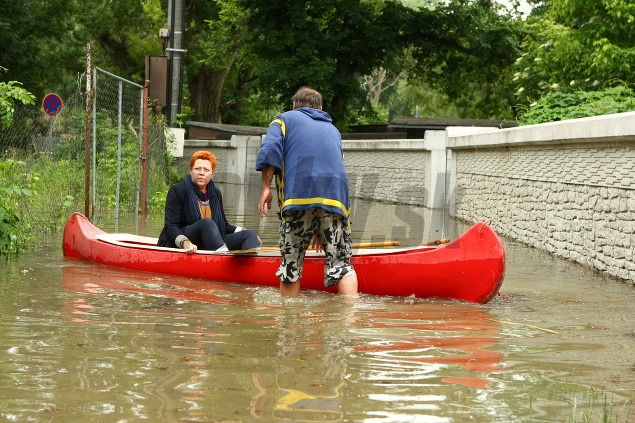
[519,85,635,125]
[0,80,35,129]
[0,160,33,255]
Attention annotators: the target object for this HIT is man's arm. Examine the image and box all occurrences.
[258,165,275,217]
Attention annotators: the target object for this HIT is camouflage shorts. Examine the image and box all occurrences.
[276,209,356,287]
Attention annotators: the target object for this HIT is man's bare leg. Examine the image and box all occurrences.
[280,281,301,297]
[337,273,358,296]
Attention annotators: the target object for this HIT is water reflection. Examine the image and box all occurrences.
[353,305,502,389]
[61,263,251,311]
[2,183,634,421]
[59,264,505,422]
[269,304,352,421]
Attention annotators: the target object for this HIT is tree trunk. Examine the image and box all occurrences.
[188,68,227,123]
[187,50,237,123]
[330,60,355,123]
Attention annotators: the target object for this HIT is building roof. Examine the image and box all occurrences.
[348,117,518,139]
[186,121,268,140]
[390,117,518,130]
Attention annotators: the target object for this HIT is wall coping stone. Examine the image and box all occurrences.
[189,137,433,152]
[447,111,635,149]
[343,139,426,151]
[186,139,240,149]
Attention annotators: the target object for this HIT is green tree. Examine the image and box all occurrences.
[228,0,521,125]
[404,0,521,120]
[0,75,35,255]
[184,0,252,124]
[0,0,81,99]
[518,85,635,125]
[235,0,416,124]
[0,75,35,129]
[75,0,165,82]
[513,0,635,113]
[0,0,165,99]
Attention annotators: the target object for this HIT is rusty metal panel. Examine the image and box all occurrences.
[145,56,168,108]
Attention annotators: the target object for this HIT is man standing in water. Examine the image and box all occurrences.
[256,86,358,297]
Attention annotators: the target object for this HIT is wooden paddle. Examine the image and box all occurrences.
[225,238,450,254]
[353,241,401,248]
[422,237,451,246]
[309,241,400,251]
[351,238,451,248]
[226,241,401,254]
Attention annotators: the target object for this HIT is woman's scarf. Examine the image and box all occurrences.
[184,174,227,237]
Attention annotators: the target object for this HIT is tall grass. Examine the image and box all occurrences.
[0,133,174,256]
[562,386,631,423]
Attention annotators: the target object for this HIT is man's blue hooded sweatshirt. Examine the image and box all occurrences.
[255,107,351,221]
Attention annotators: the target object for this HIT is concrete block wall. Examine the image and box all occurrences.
[184,136,442,208]
[447,111,635,285]
[182,138,245,184]
[343,140,427,206]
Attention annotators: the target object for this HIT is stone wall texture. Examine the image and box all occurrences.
[449,112,635,286]
[185,138,431,206]
[344,149,427,205]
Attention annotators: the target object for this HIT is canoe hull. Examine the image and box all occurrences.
[62,213,505,303]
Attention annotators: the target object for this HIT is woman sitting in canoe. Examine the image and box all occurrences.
[158,150,262,254]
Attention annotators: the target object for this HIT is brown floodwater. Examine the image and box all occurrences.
[0,183,634,422]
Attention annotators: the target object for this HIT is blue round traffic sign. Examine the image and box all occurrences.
[43,93,63,116]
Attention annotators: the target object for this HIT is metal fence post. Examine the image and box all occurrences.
[84,43,93,218]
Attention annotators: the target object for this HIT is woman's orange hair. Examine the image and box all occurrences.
[189,150,217,173]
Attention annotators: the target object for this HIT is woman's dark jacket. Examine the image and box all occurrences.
[157,180,236,248]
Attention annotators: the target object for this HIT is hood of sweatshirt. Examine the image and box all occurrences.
[296,107,332,123]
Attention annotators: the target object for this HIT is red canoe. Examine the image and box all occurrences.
[62,213,506,303]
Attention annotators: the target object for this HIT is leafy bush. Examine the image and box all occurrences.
[0,80,35,129]
[518,85,635,125]
[0,160,33,255]
[0,111,174,255]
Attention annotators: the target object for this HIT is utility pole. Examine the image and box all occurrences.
[166,0,185,127]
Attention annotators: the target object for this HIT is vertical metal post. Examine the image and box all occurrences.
[115,80,123,231]
[140,81,149,216]
[166,0,185,127]
[84,44,93,218]
[92,67,97,220]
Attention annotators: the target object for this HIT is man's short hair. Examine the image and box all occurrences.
[292,87,322,109]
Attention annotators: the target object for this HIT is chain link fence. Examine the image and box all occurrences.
[0,81,86,155]
[0,68,173,232]
[92,68,145,226]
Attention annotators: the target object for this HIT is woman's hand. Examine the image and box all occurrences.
[182,240,197,254]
